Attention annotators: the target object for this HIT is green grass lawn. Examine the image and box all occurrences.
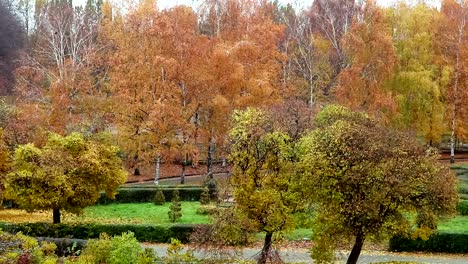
[437,216,468,234]
[62,202,210,225]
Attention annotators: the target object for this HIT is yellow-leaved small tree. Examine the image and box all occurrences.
[5,132,127,223]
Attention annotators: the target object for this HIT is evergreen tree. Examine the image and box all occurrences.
[199,187,210,205]
[153,188,166,205]
[168,190,182,223]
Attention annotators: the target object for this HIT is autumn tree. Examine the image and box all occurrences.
[336,0,397,117]
[385,3,447,145]
[277,4,333,108]
[309,0,361,78]
[13,0,107,145]
[436,0,468,162]
[100,0,171,178]
[229,108,299,264]
[5,132,127,223]
[198,0,284,175]
[298,105,458,264]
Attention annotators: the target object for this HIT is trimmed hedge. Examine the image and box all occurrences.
[98,187,204,204]
[457,200,468,216]
[0,222,205,243]
[124,185,203,189]
[389,232,468,253]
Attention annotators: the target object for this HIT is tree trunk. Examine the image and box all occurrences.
[154,155,160,185]
[346,232,365,264]
[207,135,214,175]
[181,154,187,184]
[133,154,140,175]
[450,12,465,164]
[258,232,273,264]
[53,208,61,224]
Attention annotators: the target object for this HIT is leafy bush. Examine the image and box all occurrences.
[153,189,166,205]
[98,187,204,204]
[0,222,199,243]
[457,200,468,216]
[79,233,112,263]
[390,232,468,253]
[0,229,59,264]
[163,238,197,264]
[196,205,218,215]
[168,190,182,223]
[108,232,143,264]
[75,232,145,264]
[199,187,210,205]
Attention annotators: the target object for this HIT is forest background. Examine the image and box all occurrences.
[0,0,467,177]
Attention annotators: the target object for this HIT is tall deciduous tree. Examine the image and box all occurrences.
[229,108,299,264]
[336,0,396,118]
[198,0,284,174]
[14,0,107,143]
[436,0,468,163]
[5,133,127,223]
[298,105,458,264]
[386,3,447,145]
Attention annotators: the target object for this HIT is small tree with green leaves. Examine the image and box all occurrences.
[153,188,166,205]
[5,132,127,224]
[199,187,210,205]
[298,105,458,264]
[168,190,182,223]
[229,108,300,264]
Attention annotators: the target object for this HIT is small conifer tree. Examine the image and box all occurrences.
[153,188,166,205]
[168,189,182,222]
[199,187,210,205]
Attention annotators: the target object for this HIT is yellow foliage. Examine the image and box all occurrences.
[411,225,434,241]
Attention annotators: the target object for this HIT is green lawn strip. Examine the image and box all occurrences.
[437,216,468,234]
[62,202,210,225]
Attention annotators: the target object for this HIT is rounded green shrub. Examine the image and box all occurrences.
[153,189,166,205]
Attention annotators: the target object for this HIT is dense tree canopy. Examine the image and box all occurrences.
[298,105,458,264]
[229,108,300,264]
[5,133,127,223]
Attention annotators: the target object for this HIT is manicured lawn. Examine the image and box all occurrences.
[64,202,210,225]
[0,202,210,225]
[437,216,468,234]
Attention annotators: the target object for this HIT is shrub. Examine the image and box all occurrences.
[98,187,204,204]
[457,200,468,216]
[389,232,468,253]
[196,205,218,215]
[0,223,199,243]
[164,238,197,264]
[77,232,144,264]
[0,230,59,264]
[168,190,182,223]
[153,189,166,205]
[204,177,218,201]
[199,187,210,205]
[108,232,143,264]
[80,233,112,263]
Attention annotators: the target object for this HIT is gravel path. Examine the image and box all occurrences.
[143,244,468,263]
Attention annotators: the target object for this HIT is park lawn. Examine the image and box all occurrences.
[64,202,210,225]
[437,215,468,234]
[0,202,210,225]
